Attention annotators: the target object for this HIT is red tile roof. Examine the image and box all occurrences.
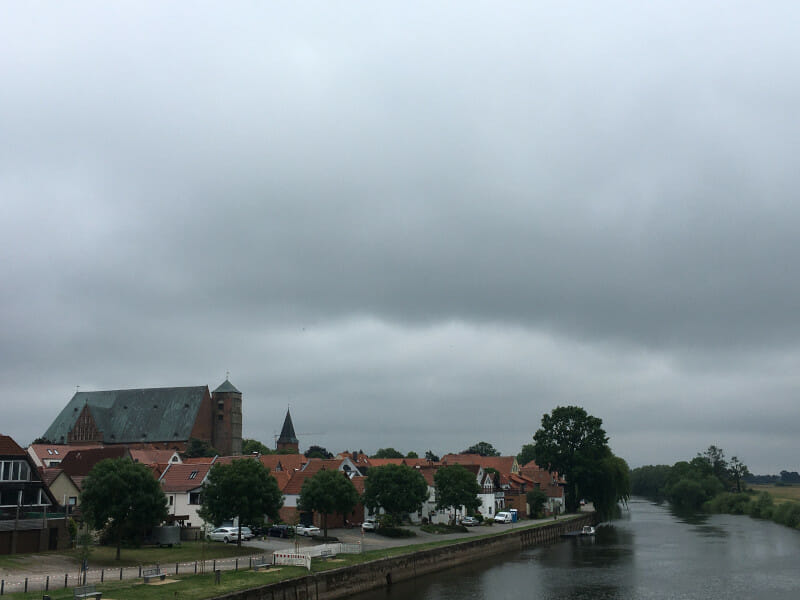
[441,454,517,475]
[59,446,131,477]
[183,456,216,464]
[40,467,63,486]
[0,435,26,456]
[160,463,212,492]
[28,443,102,464]
[130,449,179,465]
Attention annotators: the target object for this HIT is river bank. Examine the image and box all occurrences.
[217,514,594,600]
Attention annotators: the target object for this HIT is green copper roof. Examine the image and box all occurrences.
[277,409,298,444]
[213,379,240,394]
[43,386,210,445]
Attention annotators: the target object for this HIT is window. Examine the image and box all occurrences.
[218,415,223,421]
[0,461,30,482]
[68,497,77,505]
[169,496,174,505]
[189,470,198,480]
[189,492,201,505]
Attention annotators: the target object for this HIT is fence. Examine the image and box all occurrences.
[272,552,312,570]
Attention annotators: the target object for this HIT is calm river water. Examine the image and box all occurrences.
[353,499,800,600]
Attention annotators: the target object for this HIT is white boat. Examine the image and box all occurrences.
[581,525,596,536]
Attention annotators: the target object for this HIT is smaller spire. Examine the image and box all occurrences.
[277,408,299,445]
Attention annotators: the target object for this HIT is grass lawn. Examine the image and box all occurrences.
[0,541,256,571]
[750,484,800,505]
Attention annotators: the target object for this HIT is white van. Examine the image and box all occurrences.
[494,511,513,523]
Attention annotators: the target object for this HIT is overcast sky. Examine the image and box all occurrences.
[2,2,799,474]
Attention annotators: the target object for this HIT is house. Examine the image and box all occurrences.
[159,462,213,535]
[40,468,81,515]
[279,457,363,527]
[41,378,243,456]
[27,443,103,469]
[0,434,70,554]
[519,461,565,515]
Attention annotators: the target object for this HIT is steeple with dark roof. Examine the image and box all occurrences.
[276,408,299,453]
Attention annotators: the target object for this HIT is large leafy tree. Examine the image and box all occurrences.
[434,465,481,519]
[298,469,359,538]
[728,456,750,493]
[199,459,283,545]
[517,443,537,467]
[183,438,219,458]
[304,445,333,459]
[372,447,404,459]
[462,441,500,457]
[533,406,619,513]
[363,464,428,524]
[242,438,273,455]
[80,458,168,560]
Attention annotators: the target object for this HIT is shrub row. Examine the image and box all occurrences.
[704,492,800,528]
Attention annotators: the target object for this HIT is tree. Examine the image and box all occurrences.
[363,464,428,524]
[406,451,419,459]
[80,458,168,560]
[532,406,611,513]
[304,445,333,459]
[697,445,728,485]
[527,489,548,518]
[433,465,481,520]
[298,469,359,539]
[372,447,404,459]
[183,438,219,458]
[425,450,440,462]
[462,441,500,457]
[242,438,273,455]
[199,459,283,546]
[728,456,750,493]
[517,443,537,467]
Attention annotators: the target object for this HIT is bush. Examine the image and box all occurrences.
[704,492,751,515]
[772,501,800,529]
[376,526,416,538]
[748,492,774,520]
[421,523,468,534]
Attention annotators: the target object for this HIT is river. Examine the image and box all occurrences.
[352,499,800,599]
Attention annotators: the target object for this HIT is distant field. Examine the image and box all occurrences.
[749,484,800,504]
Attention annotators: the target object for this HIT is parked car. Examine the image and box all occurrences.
[295,524,321,537]
[238,526,254,540]
[267,524,295,538]
[494,512,513,523]
[362,518,378,532]
[207,527,241,543]
[461,516,479,526]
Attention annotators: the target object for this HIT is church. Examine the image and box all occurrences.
[42,378,243,456]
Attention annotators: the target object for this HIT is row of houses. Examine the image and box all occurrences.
[1,430,566,553]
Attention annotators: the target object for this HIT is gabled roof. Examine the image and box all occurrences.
[441,454,518,475]
[43,386,210,445]
[277,409,298,445]
[272,469,293,492]
[183,456,217,464]
[364,458,407,468]
[28,443,103,467]
[0,434,26,456]
[40,467,64,486]
[130,449,180,465]
[59,446,130,477]
[261,453,306,472]
[212,454,259,466]
[160,463,212,492]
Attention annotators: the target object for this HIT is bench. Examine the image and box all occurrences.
[142,567,166,583]
[73,585,102,600]
[252,555,271,571]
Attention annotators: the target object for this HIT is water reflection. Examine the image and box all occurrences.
[353,500,800,600]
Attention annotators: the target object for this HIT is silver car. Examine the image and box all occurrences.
[207,527,240,543]
[295,524,321,537]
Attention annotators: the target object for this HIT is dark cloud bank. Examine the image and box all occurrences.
[2,2,799,474]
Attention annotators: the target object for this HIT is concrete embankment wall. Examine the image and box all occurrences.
[220,514,594,600]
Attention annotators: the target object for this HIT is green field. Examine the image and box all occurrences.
[749,484,800,504]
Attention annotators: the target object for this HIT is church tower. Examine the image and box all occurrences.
[276,408,299,453]
[211,378,243,455]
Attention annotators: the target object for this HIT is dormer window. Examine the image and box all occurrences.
[189,470,198,480]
